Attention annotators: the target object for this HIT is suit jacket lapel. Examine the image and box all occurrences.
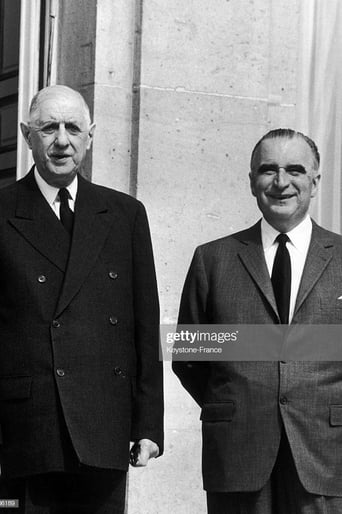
[9,169,70,272]
[237,221,279,319]
[55,174,114,317]
[293,221,333,316]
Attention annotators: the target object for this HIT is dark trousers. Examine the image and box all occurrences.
[0,468,126,514]
[207,432,342,514]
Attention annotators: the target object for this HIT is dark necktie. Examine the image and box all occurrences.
[59,188,74,235]
[271,233,291,324]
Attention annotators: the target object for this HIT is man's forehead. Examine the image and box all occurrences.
[30,93,87,123]
[258,136,313,162]
[33,111,83,123]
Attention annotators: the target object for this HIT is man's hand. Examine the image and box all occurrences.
[129,439,159,467]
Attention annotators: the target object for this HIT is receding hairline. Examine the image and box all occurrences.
[250,128,320,173]
[28,85,91,125]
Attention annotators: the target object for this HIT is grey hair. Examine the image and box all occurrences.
[250,128,320,172]
[29,85,91,125]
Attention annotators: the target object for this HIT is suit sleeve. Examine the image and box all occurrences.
[130,202,164,454]
[172,246,210,407]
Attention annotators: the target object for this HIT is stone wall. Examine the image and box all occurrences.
[129,2,299,511]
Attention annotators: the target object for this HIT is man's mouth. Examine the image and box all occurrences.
[267,193,295,200]
[50,154,72,163]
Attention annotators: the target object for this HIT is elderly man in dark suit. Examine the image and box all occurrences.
[0,85,163,513]
[173,128,342,513]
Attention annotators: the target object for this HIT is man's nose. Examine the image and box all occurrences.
[54,125,69,147]
[273,168,290,188]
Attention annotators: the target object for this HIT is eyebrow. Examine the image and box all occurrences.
[32,115,82,124]
[256,163,307,173]
[32,120,83,130]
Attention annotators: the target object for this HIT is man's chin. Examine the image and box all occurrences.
[264,208,307,232]
[43,166,77,187]
[268,206,293,217]
[261,203,293,220]
[52,167,75,175]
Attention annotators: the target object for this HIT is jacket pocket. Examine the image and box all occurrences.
[330,405,342,426]
[200,401,235,422]
[0,376,32,400]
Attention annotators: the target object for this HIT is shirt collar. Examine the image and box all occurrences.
[34,167,78,206]
[261,215,312,252]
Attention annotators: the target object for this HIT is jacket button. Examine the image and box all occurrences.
[109,271,118,279]
[37,275,46,283]
[109,316,118,325]
[52,320,60,328]
[114,366,125,377]
[279,396,288,405]
[56,369,65,377]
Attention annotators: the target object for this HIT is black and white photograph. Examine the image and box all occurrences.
[0,1,342,513]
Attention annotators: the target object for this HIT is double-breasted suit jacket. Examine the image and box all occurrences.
[173,220,342,496]
[0,170,163,478]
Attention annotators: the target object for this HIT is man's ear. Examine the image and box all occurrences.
[86,123,96,150]
[20,123,32,149]
[249,171,256,197]
[310,173,321,198]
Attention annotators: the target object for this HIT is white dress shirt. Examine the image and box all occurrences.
[261,215,312,322]
[34,167,78,219]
